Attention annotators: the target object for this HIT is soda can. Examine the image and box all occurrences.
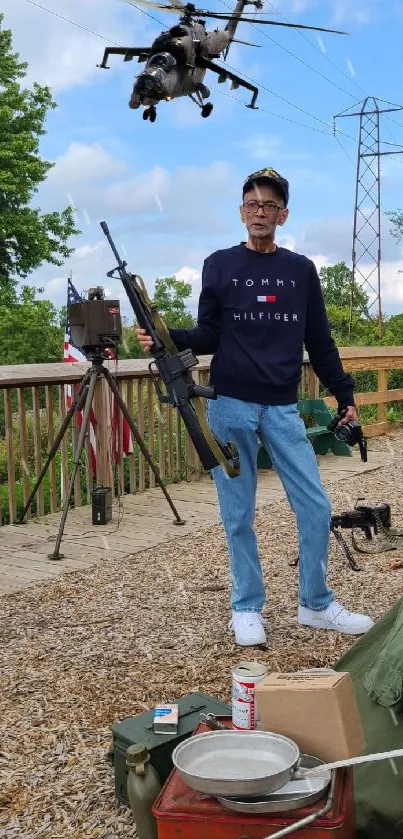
[232,661,268,730]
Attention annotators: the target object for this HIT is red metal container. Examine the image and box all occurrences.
[152,720,356,839]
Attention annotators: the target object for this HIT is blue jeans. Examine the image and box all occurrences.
[207,395,335,613]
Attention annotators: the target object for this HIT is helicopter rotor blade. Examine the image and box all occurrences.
[190,11,348,34]
[123,0,348,33]
[123,0,183,13]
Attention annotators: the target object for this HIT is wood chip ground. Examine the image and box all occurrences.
[1,430,403,838]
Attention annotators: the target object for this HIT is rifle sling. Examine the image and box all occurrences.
[134,274,239,478]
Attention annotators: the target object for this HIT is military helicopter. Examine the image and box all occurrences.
[97,0,346,122]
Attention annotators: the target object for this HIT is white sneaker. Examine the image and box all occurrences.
[229,611,267,646]
[298,601,374,636]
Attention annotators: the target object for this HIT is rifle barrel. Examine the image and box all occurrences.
[100,221,124,268]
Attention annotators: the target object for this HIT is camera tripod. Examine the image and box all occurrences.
[17,352,185,559]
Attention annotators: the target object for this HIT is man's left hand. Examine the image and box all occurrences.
[339,405,359,425]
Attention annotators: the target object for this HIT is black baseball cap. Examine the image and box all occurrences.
[243,167,289,207]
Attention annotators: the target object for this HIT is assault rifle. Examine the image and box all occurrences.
[101,221,240,477]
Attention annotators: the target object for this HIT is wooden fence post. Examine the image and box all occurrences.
[377,369,388,423]
[93,376,114,493]
[307,364,320,399]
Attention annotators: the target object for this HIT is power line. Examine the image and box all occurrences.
[263,0,367,99]
[334,135,356,167]
[22,0,166,35]
[262,4,403,142]
[223,58,332,129]
[382,116,403,167]
[216,0,361,97]
[22,0,117,43]
[210,83,331,133]
[223,57,362,144]
[121,0,170,28]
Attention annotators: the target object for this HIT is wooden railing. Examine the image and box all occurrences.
[0,347,402,526]
[318,346,403,437]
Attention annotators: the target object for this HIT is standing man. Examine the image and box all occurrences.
[136,167,374,646]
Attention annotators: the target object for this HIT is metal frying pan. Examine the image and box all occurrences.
[217,754,331,813]
[172,729,403,799]
[171,730,300,797]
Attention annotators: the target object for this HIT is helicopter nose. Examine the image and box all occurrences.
[136,70,166,99]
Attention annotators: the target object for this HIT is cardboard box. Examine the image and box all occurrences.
[255,670,365,762]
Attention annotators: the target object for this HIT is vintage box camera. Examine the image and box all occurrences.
[69,288,122,353]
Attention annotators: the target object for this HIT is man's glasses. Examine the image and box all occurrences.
[243,200,282,216]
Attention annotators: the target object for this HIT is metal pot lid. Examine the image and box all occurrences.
[217,755,331,814]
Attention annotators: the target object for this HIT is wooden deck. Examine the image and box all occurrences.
[0,450,387,596]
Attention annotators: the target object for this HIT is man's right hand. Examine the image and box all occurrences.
[135,327,153,353]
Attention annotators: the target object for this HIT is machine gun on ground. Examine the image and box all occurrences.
[291,500,403,572]
[331,501,403,571]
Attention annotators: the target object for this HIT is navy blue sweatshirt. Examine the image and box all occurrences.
[170,244,355,409]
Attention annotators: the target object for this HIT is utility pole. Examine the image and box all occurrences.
[334,97,403,339]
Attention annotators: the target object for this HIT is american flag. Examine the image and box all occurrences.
[63,277,133,479]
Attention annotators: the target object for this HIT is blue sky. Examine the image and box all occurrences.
[3,0,403,319]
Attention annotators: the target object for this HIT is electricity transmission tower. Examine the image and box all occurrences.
[334,97,403,338]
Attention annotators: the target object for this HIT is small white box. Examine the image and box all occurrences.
[153,703,179,734]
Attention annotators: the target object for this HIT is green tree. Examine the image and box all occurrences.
[153,276,196,329]
[324,303,379,346]
[387,209,403,243]
[381,313,403,345]
[0,14,79,303]
[0,285,64,364]
[319,262,369,313]
[120,275,196,358]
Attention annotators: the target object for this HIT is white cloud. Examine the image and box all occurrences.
[40,143,170,217]
[175,267,201,284]
[329,0,380,26]
[296,213,403,266]
[379,259,403,307]
[73,241,105,259]
[39,142,239,243]
[100,168,172,216]
[45,276,68,295]
[277,232,297,251]
[238,135,310,162]
[1,0,155,92]
[174,266,202,310]
[47,142,129,186]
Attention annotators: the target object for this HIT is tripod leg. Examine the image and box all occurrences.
[331,527,362,571]
[103,368,185,525]
[16,370,92,523]
[49,368,99,560]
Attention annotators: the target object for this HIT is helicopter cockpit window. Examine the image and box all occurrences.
[147,52,176,70]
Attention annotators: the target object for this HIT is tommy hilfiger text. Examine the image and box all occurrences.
[233,312,299,321]
[231,278,296,288]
